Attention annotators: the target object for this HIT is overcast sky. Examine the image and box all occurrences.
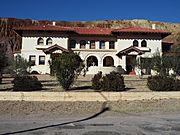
[1,0,180,23]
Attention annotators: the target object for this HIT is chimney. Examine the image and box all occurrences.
[52,21,56,26]
[152,24,156,29]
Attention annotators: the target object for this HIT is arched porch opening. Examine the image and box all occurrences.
[86,56,98,67]
[103,56,114,67]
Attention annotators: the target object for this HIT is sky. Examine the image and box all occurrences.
[1,0,180,23]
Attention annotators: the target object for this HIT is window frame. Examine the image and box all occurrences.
[46,38,53,45]
[69,39,76,49]
[109,41,115,49]
[99,41,105,49]
[29,55,36,66]
[37,38,44,45]
[133,40,139,47]
[39,55,45,65]
[80,40,86,49]
[90,40,96,49]
[141,40,147,47]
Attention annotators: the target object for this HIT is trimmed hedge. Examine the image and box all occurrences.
[102,72,125,91]
[91,71,125,91]
[147,75,180,91]
[12,76,42,91]
[91,71,102,90]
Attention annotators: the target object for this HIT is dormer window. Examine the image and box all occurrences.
[37,38,44,45]
[141,40,147,47]
[133,40,138,47]
[46,38,52,45]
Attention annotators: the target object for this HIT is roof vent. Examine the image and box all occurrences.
[52,22,56,26]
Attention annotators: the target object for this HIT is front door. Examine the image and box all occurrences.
[126,55,136,74]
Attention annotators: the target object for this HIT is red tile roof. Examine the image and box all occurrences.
[14,25,74,32]
[116,46,144,56]
[74,27,112,35]
[43,44,69,54]
[14,25,171,35]
[112,27,170,34]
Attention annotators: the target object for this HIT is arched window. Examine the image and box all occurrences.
[103,56,114,67]
[69,40,76,48]
[141,40,147,47]
[133,40,138,47]
[86,56,98,67]
[37,38,44,45]
[80,40,86,49]
[46,38,52,45]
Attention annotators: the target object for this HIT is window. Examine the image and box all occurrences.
[39,56,45,65]
[29,55,36,66]
[141,40,147,47]
[99,41,105,49]
[80,40,86,49]
[109,41,115,49]
[133,40,138,47]
[37,38,44,45]
[46,38,52,45]
[90,40,95,49]
[69,40,76,48]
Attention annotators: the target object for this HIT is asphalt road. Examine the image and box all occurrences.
[0,111,180,135]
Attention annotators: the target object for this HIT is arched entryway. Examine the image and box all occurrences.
[103,56,114,67]
[86,56,98,67]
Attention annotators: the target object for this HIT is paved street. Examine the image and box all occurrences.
[0,111,180,135]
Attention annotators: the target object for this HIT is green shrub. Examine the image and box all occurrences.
[12,76,42,91]
[91,71,102,90]
[102,71,125,91]
[52,53,84,90]
[91,71,125,91]
[147,75,180,91]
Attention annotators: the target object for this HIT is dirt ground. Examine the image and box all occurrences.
[0,99,180,120]
[0,74,150,92]
[1,74,180,118]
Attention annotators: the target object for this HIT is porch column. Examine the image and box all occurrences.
[76,43,80,49]
[95,41,99,49]
[135,55,142,76]
[105,41,109,49]
[122,56,126,71]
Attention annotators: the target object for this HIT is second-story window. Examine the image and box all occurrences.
[46,38,52,45]
[109,41,115,49]
[69,40,76,48]
[99,41,105,49]
[141,40,147,47]
[133,40,138,47]
[37,38,44,45]
[90,40,95,49]
[80,40,86,49]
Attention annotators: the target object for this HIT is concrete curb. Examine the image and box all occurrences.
[0,92,180,101]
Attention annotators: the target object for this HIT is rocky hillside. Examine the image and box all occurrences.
[0,18,180,56]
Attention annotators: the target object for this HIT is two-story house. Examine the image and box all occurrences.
[14,23,171,75]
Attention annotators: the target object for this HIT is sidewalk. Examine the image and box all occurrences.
[0,91,180,101]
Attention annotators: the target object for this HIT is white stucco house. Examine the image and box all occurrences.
[14,23,172,75]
